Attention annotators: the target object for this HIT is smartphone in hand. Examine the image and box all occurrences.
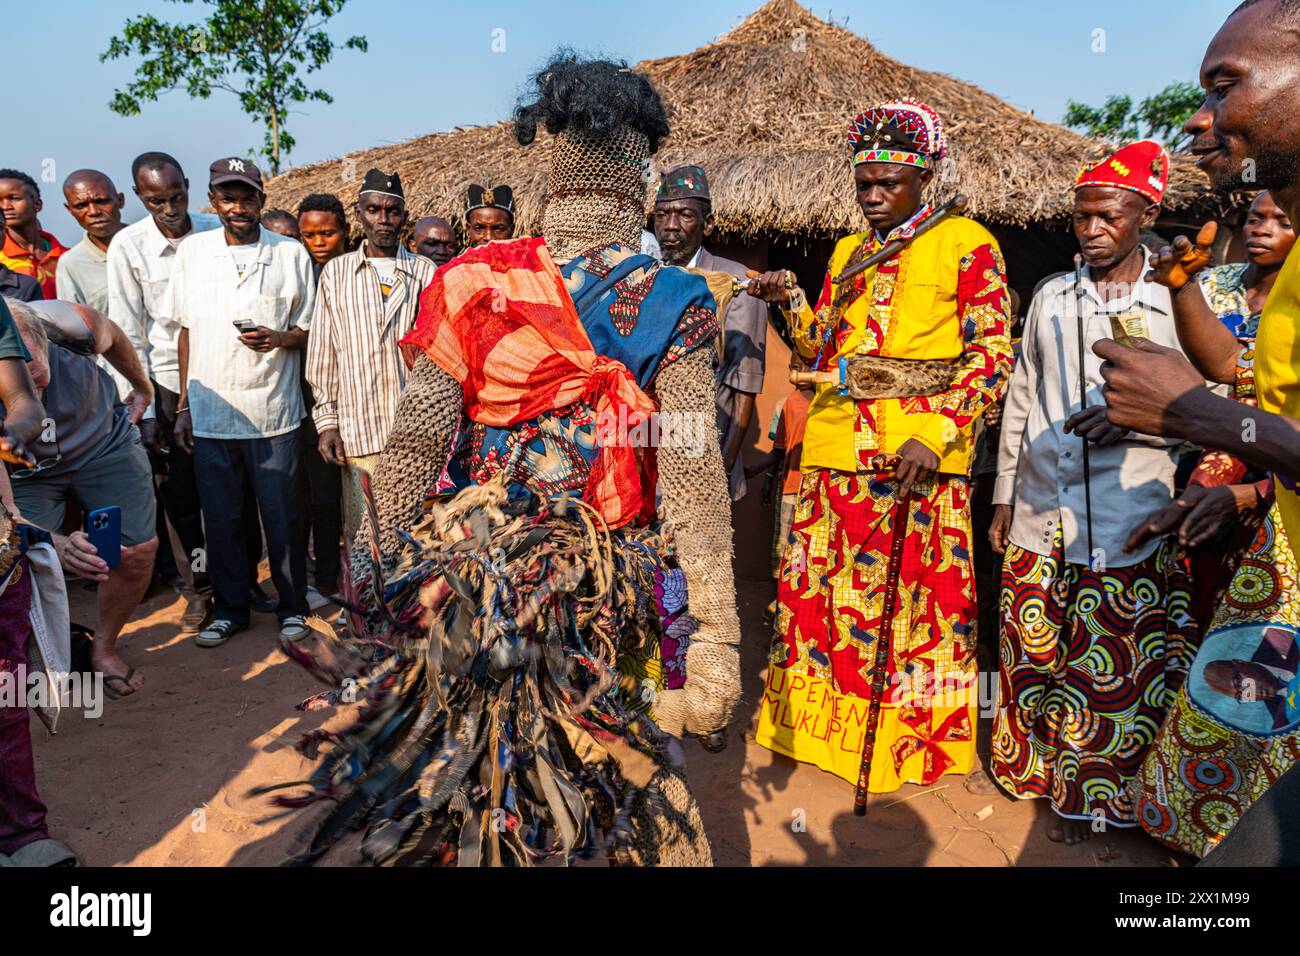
[86,506,123,571]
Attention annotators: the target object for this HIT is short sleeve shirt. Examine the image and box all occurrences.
[0,298,31,361]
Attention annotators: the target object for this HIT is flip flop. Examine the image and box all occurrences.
[102,668,140,700]
[5,838,80,867]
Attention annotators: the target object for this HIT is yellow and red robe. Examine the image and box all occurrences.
[755,213,1012,791]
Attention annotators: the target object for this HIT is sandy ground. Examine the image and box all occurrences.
[31,571,1187,868]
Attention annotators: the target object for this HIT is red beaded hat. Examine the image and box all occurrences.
[1074,139,1169,204]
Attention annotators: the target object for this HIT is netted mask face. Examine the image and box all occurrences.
[541,126,650,262]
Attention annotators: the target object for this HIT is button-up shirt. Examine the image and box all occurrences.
[690,246,768,501]
[58,232,133,400]
[783,211,1013,476]
[170,226,315,440]
[306,244,435,457]
[107,211,221,401]
[994,253,1189,568]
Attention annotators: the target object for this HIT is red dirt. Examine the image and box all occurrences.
[31,573,1185,867]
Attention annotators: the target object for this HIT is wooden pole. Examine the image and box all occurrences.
[852,488,913,815]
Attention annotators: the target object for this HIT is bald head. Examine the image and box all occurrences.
[63,169,117,196]
[1233,0,1300,26]
[62,169,125,246]
[412,215,456,266]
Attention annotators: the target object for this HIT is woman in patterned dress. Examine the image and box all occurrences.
[1130,191,1300,858]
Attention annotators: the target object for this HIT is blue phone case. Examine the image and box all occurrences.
[86,506,123,571]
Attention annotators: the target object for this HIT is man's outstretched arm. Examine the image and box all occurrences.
[1096,337,1300,482]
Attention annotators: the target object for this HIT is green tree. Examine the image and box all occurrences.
[101,0,367,175]
[1063,81,1205,152]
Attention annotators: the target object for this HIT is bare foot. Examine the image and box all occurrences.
[1042,804,1091,845]
[91,646,144,696]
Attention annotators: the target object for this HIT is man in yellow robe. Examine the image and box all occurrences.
[746,101,1012,792]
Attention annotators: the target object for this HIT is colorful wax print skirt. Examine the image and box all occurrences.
[1135,505,1300,858]
[755,468,979,792]
[991,529,1198,826]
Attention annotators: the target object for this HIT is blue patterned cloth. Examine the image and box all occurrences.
[447,243,718,505]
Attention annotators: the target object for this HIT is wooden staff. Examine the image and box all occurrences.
[852,486,913,815]
[834,194,969,287]
[1072,254,1095,565]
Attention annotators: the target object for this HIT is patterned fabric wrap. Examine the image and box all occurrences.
[1135,506,1300,858]
[991,528,1199,826]
[755,468,978,791]
[621,567,695,700]
[1190,264,1259,488]
[401,237,717,529]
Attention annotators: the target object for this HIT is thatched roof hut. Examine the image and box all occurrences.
[265,0,1220,241]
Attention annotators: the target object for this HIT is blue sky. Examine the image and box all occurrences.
[12,0,1238,240]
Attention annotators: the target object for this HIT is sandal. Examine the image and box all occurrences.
[102,668,140,700]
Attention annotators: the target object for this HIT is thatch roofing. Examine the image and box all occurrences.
[265,0,1219,239]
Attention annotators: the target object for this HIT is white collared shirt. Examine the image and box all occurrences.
[170,226,315,439]
[994,251,1191,568]
[106,211,222,403]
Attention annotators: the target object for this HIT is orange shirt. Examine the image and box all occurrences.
[774,388,810,495]
[0,228,67,299]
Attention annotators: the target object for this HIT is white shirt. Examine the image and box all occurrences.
[994,253,1191,568]
[55,233,110,314]
[367,256,398,300]
[230,242,258,278]
[106,211,222,405]
[169,226,315,439]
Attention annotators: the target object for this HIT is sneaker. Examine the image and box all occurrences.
[279,615,311,641]
[305,586,334,611]
[179,592,212,634]
[195,618,247,648]
[249,584,276,614]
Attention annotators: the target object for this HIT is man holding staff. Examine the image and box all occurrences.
[989,141,1200,844]
[748,101,1012,794]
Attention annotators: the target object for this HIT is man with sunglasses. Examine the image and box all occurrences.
[1,298,155,699]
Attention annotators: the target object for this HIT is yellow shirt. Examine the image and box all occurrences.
[1256,243,1300,563]
[787,215,1013,475]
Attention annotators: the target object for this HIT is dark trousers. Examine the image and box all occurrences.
[153,382,262,587]
[1200,762,1300,867]
[297,419,342,589]
[970,473,1001,666]
[0,566,47,855]
[193,432,306,624]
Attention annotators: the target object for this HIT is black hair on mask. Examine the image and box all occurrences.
[514,50,670,155]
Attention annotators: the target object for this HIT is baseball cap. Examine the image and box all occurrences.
[209,157,264,192]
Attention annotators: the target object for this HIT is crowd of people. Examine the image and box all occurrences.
[1,0,1298,867]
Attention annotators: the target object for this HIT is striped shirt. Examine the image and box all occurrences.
[306,243,435,457]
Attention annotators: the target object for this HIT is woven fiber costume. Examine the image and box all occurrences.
[269,54,740,867]
[754,101,1013,792]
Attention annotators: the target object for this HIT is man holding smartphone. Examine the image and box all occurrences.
[171,158,315,647]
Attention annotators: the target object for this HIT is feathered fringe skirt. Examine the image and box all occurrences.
[259,477,712,867]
